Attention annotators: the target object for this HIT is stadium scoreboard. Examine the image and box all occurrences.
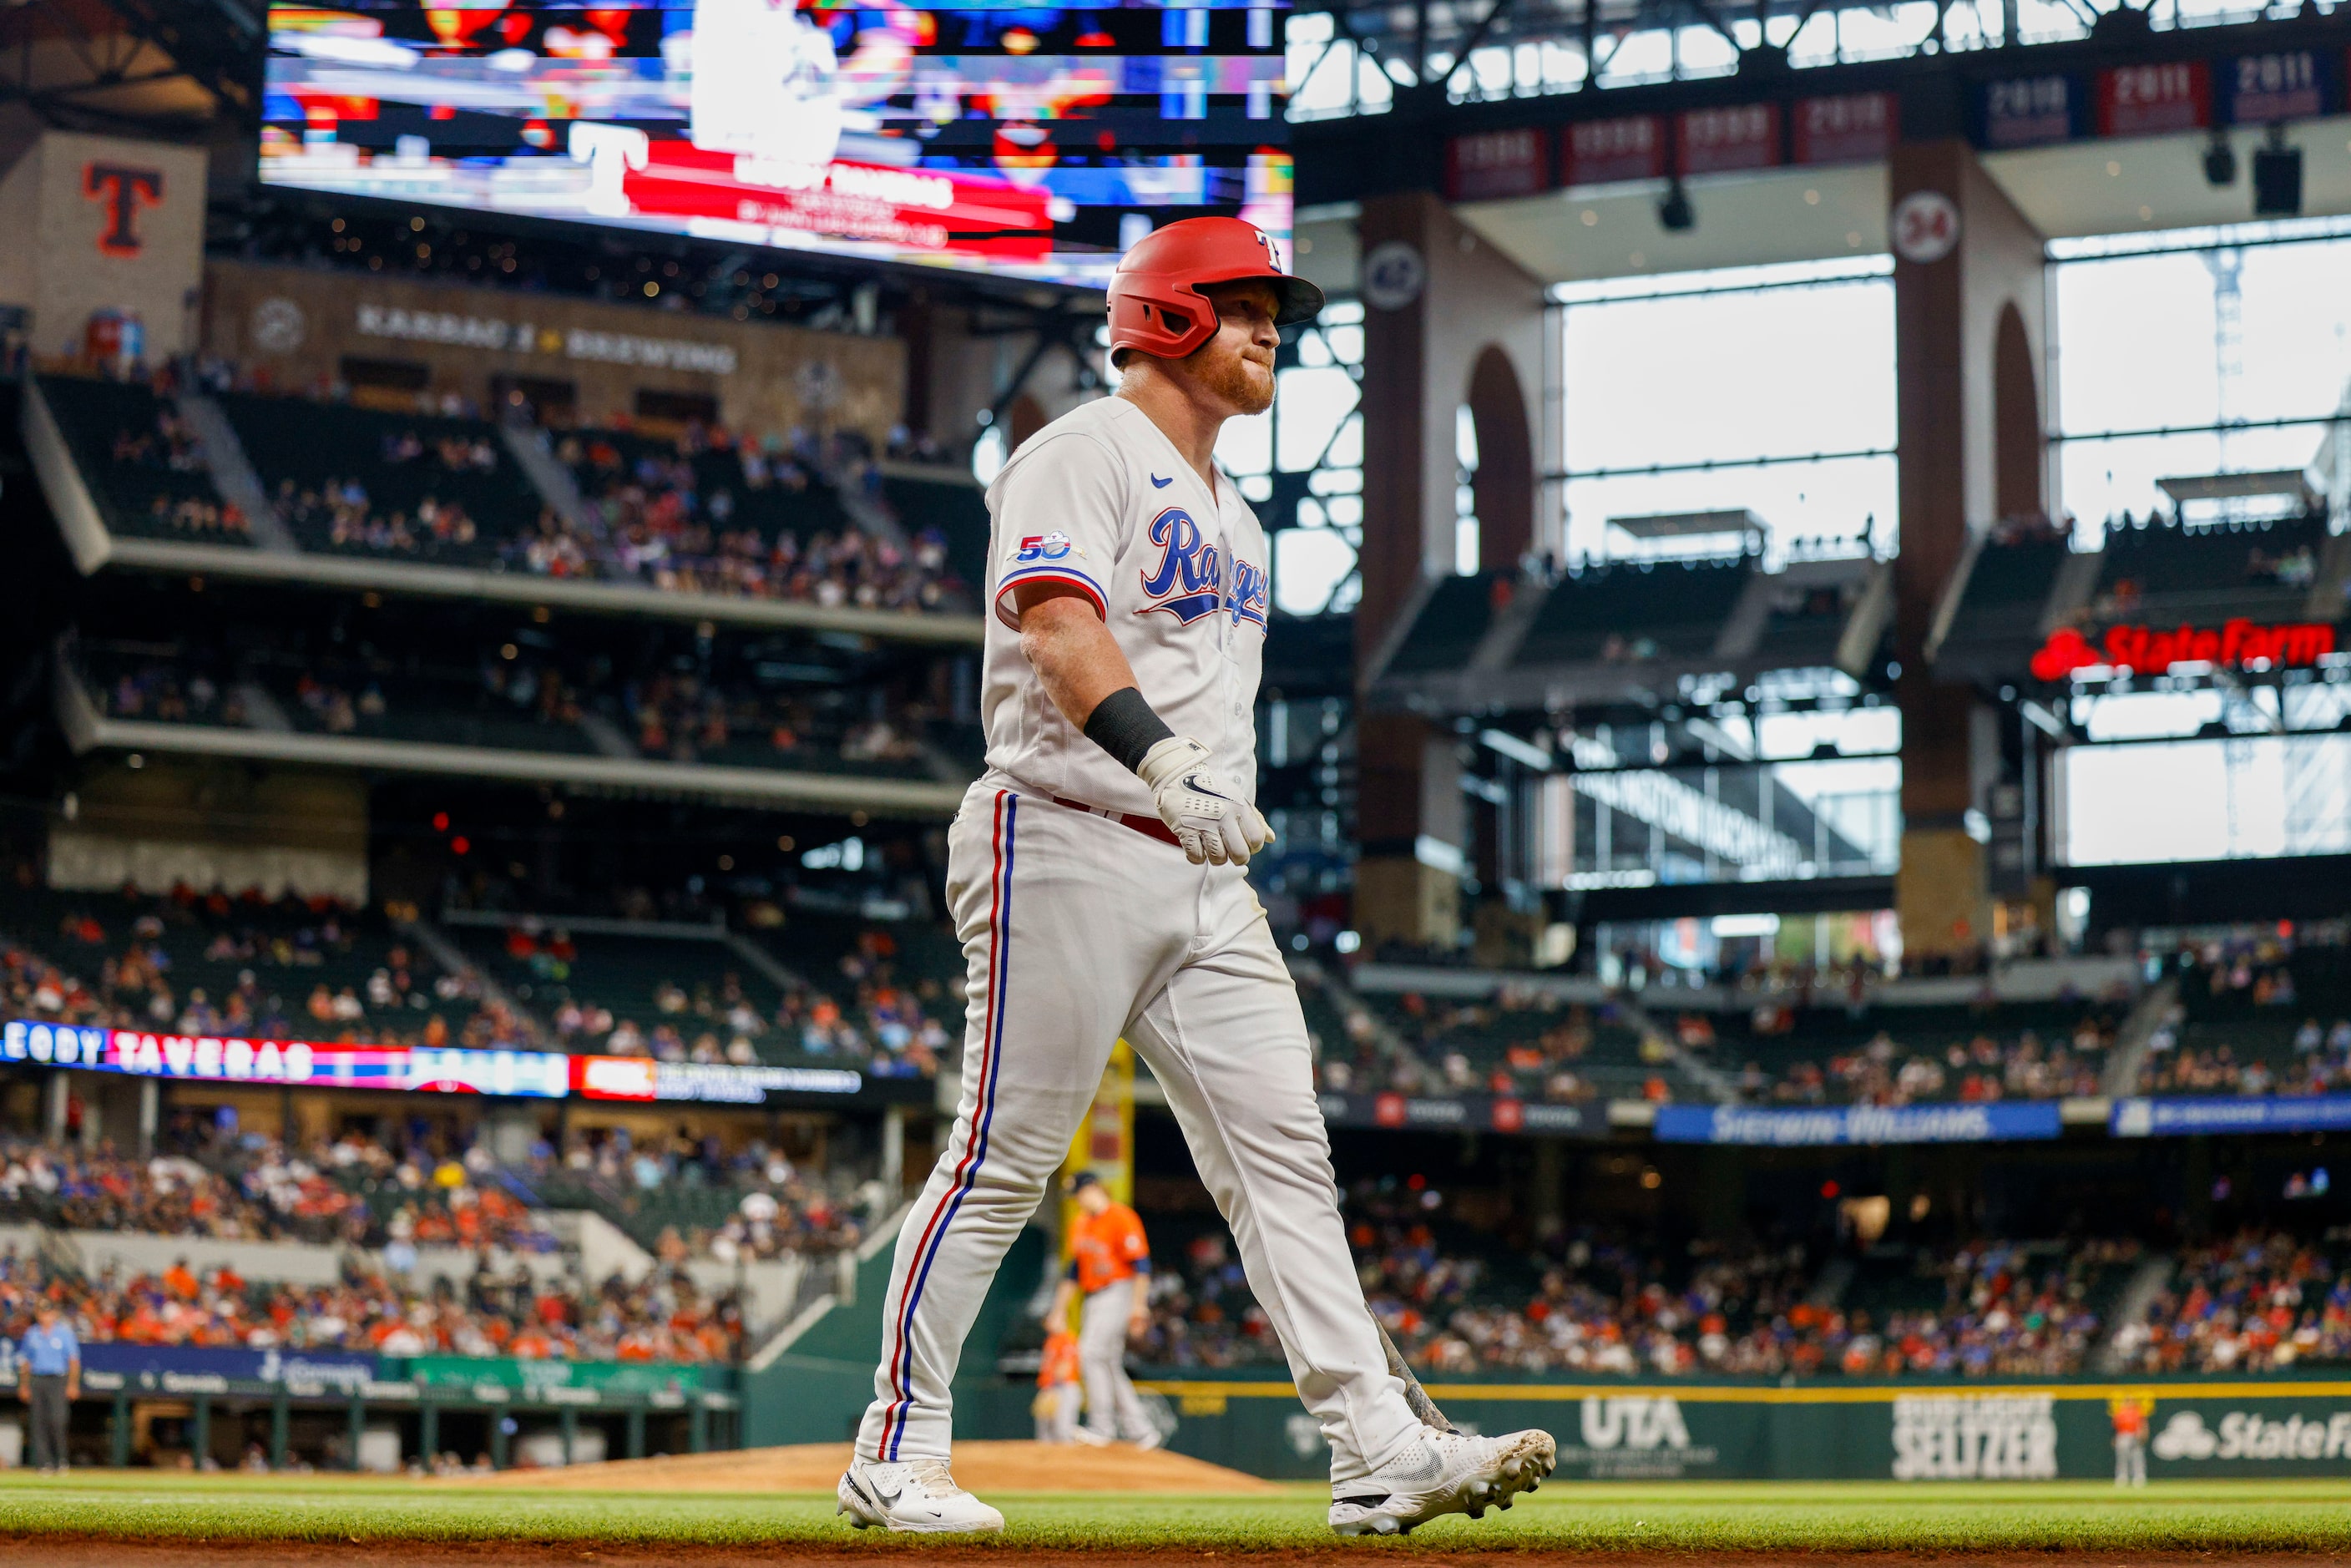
[259,0,1293,289]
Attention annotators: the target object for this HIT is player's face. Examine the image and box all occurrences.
[1180,281,1281,417]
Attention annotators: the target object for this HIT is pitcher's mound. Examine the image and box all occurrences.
[456,1439,1280,1495]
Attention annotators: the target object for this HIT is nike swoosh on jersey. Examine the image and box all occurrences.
[1150,473,1174,488]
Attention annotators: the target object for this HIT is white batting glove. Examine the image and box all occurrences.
[1136,736,1275,866]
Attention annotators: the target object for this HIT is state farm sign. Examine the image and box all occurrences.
[2031,619,2337,680]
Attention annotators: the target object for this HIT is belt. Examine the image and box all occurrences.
[1052,795,1181,849]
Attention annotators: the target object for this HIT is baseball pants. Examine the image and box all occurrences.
[1078,1284,1154,1443]
[857,784,1423,1484]
[27,1376,68,1470]
[1034,1383,1081,1444]
[2114,1434,2146,1486]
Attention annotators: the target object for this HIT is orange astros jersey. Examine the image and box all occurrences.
[1038,1328,1080,1388]
[1069,1201,1150,1294]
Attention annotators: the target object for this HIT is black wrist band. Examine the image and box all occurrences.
[1083,685,1176,775]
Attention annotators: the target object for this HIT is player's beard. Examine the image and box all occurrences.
[1186,341,1275,415]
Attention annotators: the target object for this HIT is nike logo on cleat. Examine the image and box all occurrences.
[1150,473,1174,488]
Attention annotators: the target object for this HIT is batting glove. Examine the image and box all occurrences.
[1137,736,1275,867]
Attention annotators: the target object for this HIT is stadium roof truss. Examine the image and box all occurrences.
[1292,0,2227,119]
[0,0,260,138]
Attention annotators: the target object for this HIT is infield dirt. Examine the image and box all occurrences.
[447,1439,1282,1495]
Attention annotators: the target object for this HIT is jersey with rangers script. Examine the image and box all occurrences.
[981,396,1268,820]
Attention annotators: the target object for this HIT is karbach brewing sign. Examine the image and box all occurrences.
[2031,619,2338,680]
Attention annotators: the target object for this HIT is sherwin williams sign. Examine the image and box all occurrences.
[1654,1101,2062,1146]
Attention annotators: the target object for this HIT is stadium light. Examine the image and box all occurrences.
[2201,130,2237,188]
[1657,180,1694,233]
[2252,125,2302,218]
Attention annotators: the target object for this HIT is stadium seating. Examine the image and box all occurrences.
[1135,1179,2142,1378]
[222,392,538,566]
[0,1244,741,1363]
[1513,558,1752,667]
[2136,940,2351,1097]
[37,375,250,545]
[2114,1228,2351,1373]
[881,468,990,593]
[0,878,513,1050]
[1359,987,1678,1102]
[2091,512,2328,624]
[1704,996,2120,1104]
[1749,574,1859,669]
[452,915,954,1075]
[1941,531,2070,647]
[1384,573,1504,676]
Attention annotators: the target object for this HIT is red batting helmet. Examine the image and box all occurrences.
[1107,216,1325,362]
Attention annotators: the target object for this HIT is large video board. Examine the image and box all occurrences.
[260,1,1292,290]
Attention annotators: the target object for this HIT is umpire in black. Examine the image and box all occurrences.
[17,1299,80,1474]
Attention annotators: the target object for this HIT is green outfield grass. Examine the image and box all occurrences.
[2,1471,2350,1554]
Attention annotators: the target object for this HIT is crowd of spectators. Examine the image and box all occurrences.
[512,919,953,1078]
[527,1126,876,1263]
[0,1128,559,1257]
[1724,1008,2115,1106]
[2137,932,2351,1098]
[0,1244,741,1363]
[276,477,485,559]
[12,879,531,1055]
[57,361,967,614]
[617,668,928,770]
[1135,1181,2132,1380]
[104,402,250,542]
[2111,1230,2351,1373]
[556,427,959,611]
[1315,989,1653,1105]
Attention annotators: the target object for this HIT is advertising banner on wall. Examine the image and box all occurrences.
[402,1356,722,1401]
[2112,1095,2351,1137]
[1117,1377,2351,1482]
[1654,1101,2063,1146]
[1317,1091,1596,1138]
[63,1344,381,1395]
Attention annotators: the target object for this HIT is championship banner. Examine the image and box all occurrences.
[1654,1100,2064,1146]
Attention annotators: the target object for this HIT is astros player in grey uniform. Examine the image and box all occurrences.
[835,216,1555,1536]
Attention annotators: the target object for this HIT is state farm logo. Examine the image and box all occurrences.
[2154,1409,2351,1462]
[2031,619,2337,680]
[1373,1092,1407,1127]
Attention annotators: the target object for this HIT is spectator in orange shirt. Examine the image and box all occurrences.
[1049,1172,1159,1449]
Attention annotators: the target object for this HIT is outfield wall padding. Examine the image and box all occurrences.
[1098,1374,2351,1481]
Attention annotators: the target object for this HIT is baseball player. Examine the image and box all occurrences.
[1032,1321,1083,1444]
[1051,1171,1159,1448]
[2111,1395,2151,1487]
[836,217,1555,1536]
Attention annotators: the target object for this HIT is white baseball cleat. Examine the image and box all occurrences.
[837,1455,1006,1534]
[1327,1427,1556,1536]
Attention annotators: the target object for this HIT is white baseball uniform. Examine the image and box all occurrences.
[854,395,1423,1484]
